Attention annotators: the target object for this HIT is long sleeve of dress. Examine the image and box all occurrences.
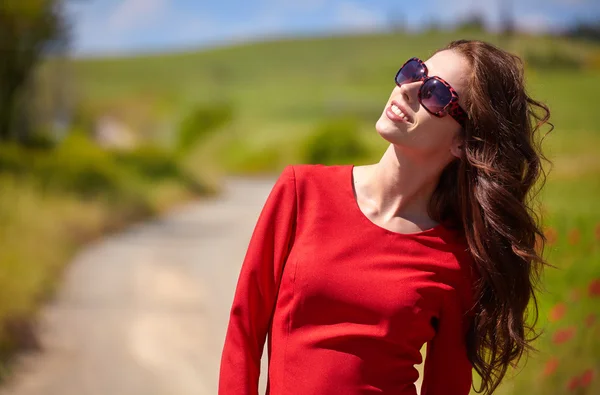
[219,165,297,395]
[420,289,473,395]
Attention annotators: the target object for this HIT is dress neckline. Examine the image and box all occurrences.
[346,164,449,237]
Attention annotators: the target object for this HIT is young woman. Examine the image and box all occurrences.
[219,39,551,395]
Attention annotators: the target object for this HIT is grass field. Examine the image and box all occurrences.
[61,30,600,393]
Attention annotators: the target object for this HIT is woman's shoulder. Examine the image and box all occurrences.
[286,163,351,182]
[281,163,352,201]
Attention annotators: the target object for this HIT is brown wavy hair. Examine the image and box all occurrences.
[428,40,553,394]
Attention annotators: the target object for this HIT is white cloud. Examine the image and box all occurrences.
[335,1,386,32]
[108,0,168,32]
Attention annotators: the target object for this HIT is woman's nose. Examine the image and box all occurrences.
[399,81,421,105]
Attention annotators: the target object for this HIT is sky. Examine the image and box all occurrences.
[67,0,600,56]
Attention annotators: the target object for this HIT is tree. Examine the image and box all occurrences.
[568,19,600,42]
[0,0,69,142]
[455,13,486,33]
[499,0,515,46]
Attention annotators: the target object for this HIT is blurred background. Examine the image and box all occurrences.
[0,0,599,394]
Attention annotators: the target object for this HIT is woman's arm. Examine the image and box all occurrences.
[420,289,473,395]
[219,166,297,395]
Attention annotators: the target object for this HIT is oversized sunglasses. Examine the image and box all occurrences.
[395,57,468,128]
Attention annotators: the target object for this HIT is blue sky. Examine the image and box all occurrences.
[67,0,600,56]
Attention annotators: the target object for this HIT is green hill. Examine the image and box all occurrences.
[68,31,600,170]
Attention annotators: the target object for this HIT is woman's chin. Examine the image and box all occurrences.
[375,117,408,143]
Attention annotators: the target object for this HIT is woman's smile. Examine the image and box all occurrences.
[385,101,413,125]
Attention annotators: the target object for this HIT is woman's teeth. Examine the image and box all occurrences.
[391,104,410,123]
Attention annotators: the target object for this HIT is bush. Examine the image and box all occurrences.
[33,133,133,200]
[0,131,215,215]
[20,130,58,150]
[176,102,234,154]
[114,146,181,181]
[220,141,283,174]
[301,117,369,165]
[0,144,28,174]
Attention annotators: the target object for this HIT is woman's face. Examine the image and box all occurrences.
[375,49,469,161]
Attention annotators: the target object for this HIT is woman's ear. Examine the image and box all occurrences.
[450,134,464,158]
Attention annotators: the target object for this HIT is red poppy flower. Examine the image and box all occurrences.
[589,279,600,297]
[552,326,576,344]
[567,375,580,391]
[543,357,559,376]
[544,227,558,245]
[580,369,594,387]
[585,313,596,327]
[548,303,566,322]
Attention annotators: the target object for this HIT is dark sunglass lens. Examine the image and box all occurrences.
[395,60,425,86]
[420,78,452,114]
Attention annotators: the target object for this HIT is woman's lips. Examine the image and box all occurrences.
[385,102,412,124]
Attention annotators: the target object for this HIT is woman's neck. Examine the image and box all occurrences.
[358,144,448,228]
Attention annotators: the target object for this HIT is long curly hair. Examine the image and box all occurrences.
[428,40,553,394]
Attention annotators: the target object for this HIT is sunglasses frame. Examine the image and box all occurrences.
[395,57,468,128]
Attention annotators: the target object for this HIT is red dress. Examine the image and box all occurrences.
[219,164,477,395]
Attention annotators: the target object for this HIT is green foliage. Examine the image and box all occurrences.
[567,20,600,42]
[455,14,487,33]
[301,117,370,165]
[114,146,181,181]
[176,102,233,154]
[20,130,58,150]
[0,131,207,205]
[0,144,27,173]
[220,140,283,174]
[0,175,75,366]
[524,48,585,70]
[37,134,132,199]
[0,0,68,141]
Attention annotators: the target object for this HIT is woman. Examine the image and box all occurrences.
[219,39,551,395]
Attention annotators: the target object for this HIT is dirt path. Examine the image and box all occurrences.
[0,176,424,395]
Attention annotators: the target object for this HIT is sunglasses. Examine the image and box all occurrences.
[394,57,468,128]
